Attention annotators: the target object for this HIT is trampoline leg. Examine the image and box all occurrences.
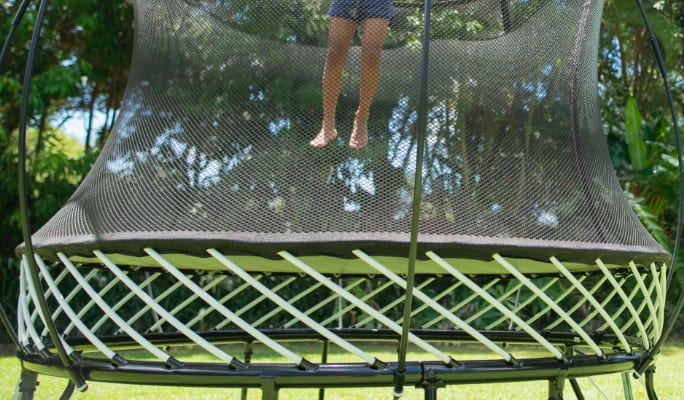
[548,375,566,400]
[12,368,38,400]
[241,342,254,400]
[621,372,634,400]
[644,368,659,400]
[424,387,438,400]
[319,340,329,400]
[261,376,279,400]
[59,381,75,400]
[568,379,585,400]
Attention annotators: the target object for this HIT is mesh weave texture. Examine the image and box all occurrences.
[31,0,667,264]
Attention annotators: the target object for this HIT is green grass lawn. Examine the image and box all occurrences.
[1,343,683,399]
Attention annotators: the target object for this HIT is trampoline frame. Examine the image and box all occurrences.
[2,0,683,399]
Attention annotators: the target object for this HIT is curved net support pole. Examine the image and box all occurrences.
[15,0,86,391]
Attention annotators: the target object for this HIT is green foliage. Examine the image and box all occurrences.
[625,97,648,171]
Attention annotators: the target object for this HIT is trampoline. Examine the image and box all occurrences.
[3,0,683,399]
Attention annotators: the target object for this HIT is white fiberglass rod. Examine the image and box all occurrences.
[629,262,660,338]
[282,278,366,329]
[64,270,123,335]
[485,278,559,330]
[125,279,186,330]
[595,259,649,349]
[526,276,585,329]
[33,255,117,359]
[214,276,297,331]
[183,277,261,331]
[17,259,29,347]
[358,250,517,361]
[145,248,305,367]
[34,268,73,326]
[280,251,455,366]
[422,278,500,329]
[425,252,563,360]
[493,254,604,357]
[92,272,161,334]
[356,278,436,328]
[60,253,174,364]
[464,281,525,325]
[551,257,632,353]
[148,275,227,332]
[93,249,240,366]
[209,249,379,366]
[252,281,324,328]
[19,258,48,353]
[320,279,395,327]
[544,275,609,331]
[651,263,665,333]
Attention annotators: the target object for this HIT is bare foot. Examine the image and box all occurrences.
[349,116,368,149]
[309,126,337,148]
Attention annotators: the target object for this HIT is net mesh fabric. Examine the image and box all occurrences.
[31,0,667,263]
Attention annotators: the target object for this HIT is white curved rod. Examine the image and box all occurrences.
[544,275,608,331]
[426,251,563,360]
[209,249,379,366]
[34,268,73,332]
[423,278,501,329]
[464,281,525,325]
[280,251,454,365]
[60,253,174,364]
[550,257,632,353]
[18,259,47,353]
[33,255,117,360]
[63,270,122,335]
[320,279,395,327]
[282,278,366,329]
[124,278,186,331]
[355,250,516,362]
[485,278,559,330]
[527,276,585,328]
[146,274,227,332]
[144,248,303,366]
[629,261,660,339]
[213,276,298,331]
[252,280,324,328]
[91,272,161,334]
[595,259,650,350]
[356,278,436,328]
[492,254,604,358]
[182,277,261,330]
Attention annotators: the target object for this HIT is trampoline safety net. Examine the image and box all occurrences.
[27,0,668,269]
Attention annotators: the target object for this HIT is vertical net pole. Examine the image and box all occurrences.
[634,0,684,375]
[395,0,432,397]
[15,0,86,391]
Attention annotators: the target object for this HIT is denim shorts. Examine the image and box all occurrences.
[329,0,395,22]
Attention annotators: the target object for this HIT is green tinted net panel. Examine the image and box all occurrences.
[30,0,667,265]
